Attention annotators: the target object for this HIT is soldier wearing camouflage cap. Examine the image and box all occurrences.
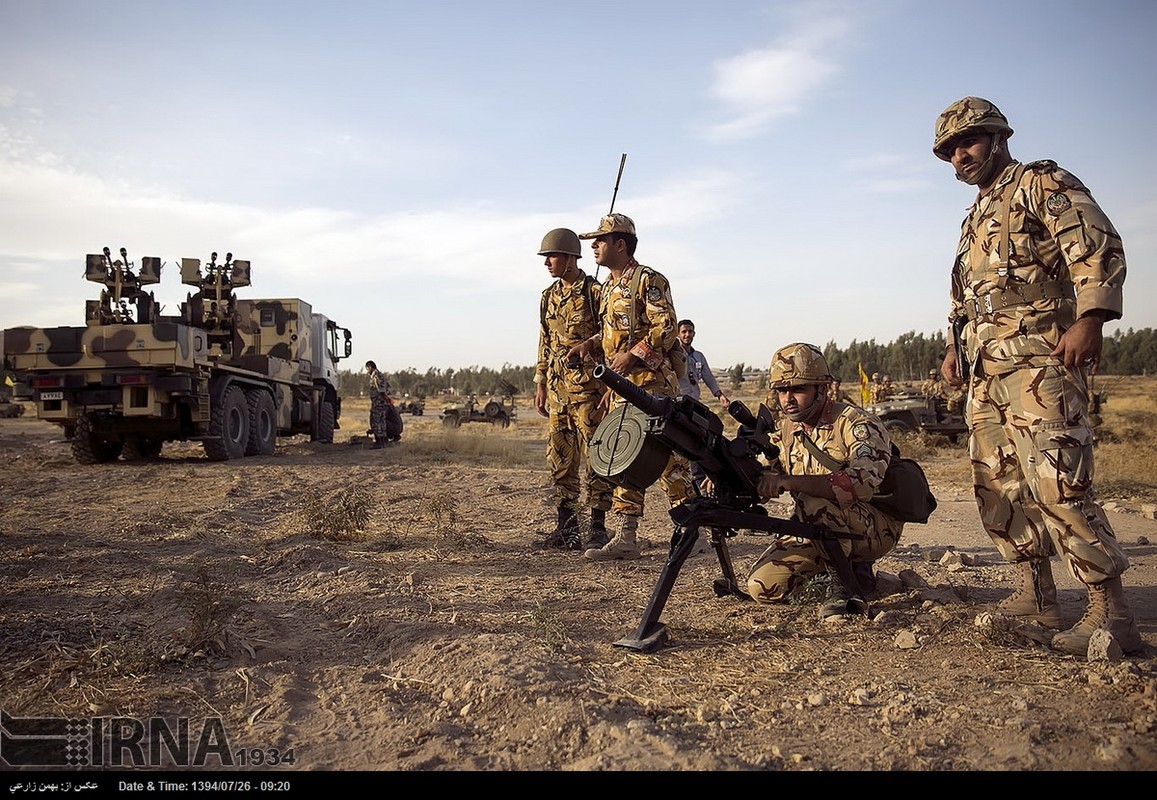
[934,97,1140,656]
[736,343,904,619]
[532,228,613,551]
[566,213,692,561]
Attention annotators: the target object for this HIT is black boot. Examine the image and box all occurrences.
[587,509,610,549]
[371,436,385,450]
[535,505,576,550]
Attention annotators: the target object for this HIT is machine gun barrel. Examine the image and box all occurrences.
[592,364,672,417]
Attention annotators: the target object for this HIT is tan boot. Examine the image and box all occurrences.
[1051,577,1144,656]
[998,559,1063,629]
[585,516,641,561]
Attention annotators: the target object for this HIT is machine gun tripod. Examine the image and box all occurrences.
[590,364,868,654]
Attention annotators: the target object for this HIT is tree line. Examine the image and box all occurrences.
[338,327,1157,398]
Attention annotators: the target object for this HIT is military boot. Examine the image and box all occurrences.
[534,505,576,550]
[1051,577,1144,656]
[585,515,641,561]
[997,559,1063,629]
[371,436,386,450]
[587,509,610,549]
[819,574,854,621]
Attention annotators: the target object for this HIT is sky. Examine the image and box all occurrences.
[2,0,1155,375]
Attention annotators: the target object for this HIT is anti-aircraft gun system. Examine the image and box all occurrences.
[3,247,353,463]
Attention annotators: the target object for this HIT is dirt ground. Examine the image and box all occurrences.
[0,395,1155,773]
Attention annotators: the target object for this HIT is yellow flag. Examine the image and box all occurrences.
[858,363,870,407]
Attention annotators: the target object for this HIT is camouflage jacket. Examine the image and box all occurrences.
[534,270,603,405]
[772,399,892,513]
[368,368,391,397]
[947,159,1125,377]
[598,260,680,396]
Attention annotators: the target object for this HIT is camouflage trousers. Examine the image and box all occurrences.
[369,393,390,438]
[967,364,1128,584]
[611,451,692,518]
[606,389,692,518]
[747,499,903,602]
[546,396,613,511]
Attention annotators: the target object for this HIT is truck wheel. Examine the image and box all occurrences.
[123,436,163,461]
[491,413,510,429]
[315,400,336,444]
[71,415,123,464]
[246,390,277,456]
[884,419,911,435]
[484,401,501,418]
[204,385,250,461]
[442,414,461,428]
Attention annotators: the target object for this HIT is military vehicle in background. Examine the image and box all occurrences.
[440,380,517,428]
[397,396,426,416]
[865,391,967,443]
[2,247,353,463]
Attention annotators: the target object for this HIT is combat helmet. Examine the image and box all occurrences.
[933,97,1013,161]
[768,343,833,389]
[538,228,582,258]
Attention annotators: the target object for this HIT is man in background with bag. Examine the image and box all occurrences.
[742,343,907,620]
[566,213,692,562]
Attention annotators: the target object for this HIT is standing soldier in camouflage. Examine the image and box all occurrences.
[934,96,1141,656]
[567,213,692,561]
[532,228,613,551]
[365,360,392,449]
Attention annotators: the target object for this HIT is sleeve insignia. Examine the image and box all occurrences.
[1045,192,1072,217]
[854,444,874,460]
[852,422,870,441]
[645,286,662,303]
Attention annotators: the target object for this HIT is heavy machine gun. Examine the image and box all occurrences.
[590,365,867,653]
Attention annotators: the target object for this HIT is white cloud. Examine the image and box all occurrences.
[700,16,850,142]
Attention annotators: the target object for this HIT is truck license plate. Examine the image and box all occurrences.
[40,391,63,401]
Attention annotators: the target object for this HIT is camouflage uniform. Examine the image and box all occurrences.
[368,365,393,440]
[534,270,613,514]
[747,398,903,601]
[598,260,692,517]
[948,158,1128,585]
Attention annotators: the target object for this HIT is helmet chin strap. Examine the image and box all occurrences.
[785,387,827,423]
[955,133,1004,186]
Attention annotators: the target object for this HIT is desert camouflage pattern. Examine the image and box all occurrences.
[932,96,1013,160]
[767,342,832,388]
[578,212,637,240]
[747,400,903,602]
[948,160,1125,378]
[535,271,613,510]
[535,271,604,406]
[947,160,1129,584]
[598,261,689,516]
[599,262,681,392]
[3,251,351,451]
[968,363,1128,583]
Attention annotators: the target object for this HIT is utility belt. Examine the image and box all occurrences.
[962,280,1072,322]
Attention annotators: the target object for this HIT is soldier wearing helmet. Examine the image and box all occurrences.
[740,343,905,619]
[566,213,692,562]
[532,228,612,552]
[920,369,945,401]
[933,97,1139,656]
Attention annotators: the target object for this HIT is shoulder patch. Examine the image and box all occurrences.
[645,286,662,303]
[851,422,870,441]
[1045,191,1072,217]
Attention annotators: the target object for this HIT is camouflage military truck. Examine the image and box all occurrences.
[397,396,426,416]
[2,248,353,463]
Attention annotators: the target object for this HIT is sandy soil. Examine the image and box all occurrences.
[0,397,1154,773]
